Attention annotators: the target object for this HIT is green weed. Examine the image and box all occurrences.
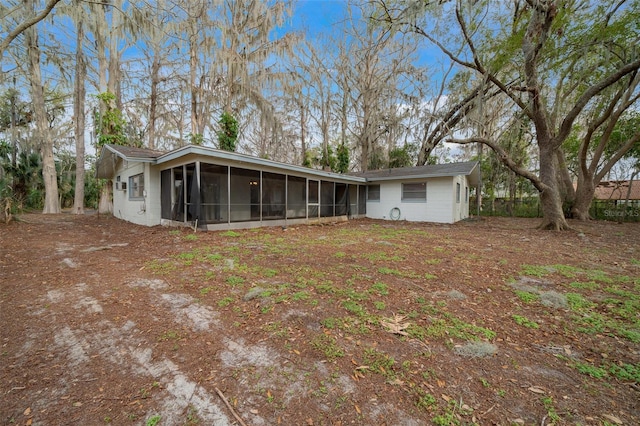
[542,396,560,423]
[369,282,389,296]
[160,330,180,341]
[310,334,344,359]
[200,286,214,296]
[566,293,596,311]
[515,290,539,303]
[146,259,176,275]
[217,297,234,307]
[512,315,539,329]
[146,415,161,426]
[362,348,396,378]
[569,281,599,290]
[220,230,241,237]
[226,276,245,287]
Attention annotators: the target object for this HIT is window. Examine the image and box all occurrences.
[129,173,144,199]
[402,182,426,201]
[456,183,461,203]
[367,184,380,201]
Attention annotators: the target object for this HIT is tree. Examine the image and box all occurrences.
[0,0,62,56]
[24,0,59,214]
[217,111,238,151]
[377,0,640,229]
[336,141,350,173]
[72,0,86,214]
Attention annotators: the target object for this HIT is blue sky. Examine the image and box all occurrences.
[288,0,348,37]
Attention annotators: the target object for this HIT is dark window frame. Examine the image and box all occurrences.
[128,173,144,200]
[402,182,426,202]
[367,184,381,202]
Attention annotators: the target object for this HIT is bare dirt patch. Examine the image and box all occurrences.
[1,214,639,425]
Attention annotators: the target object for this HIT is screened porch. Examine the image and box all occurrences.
[160,162,366,227]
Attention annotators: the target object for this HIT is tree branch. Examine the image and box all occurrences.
[0,0,62,57]
[557,57,640,148]
[447,136,548,193]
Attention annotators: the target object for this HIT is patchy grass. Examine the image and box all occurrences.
[10,215,640,425]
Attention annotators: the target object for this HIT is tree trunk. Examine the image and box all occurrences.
[571,178,595,220]
[555,149,575,213]
[73,19,86,214]
[25,7,59,214]
[538,144,569,230]
[148,54,160,150]
[98,184,113,214]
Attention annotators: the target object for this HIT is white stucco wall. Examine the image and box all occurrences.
[366,176,470,224]
[112,161,161,226]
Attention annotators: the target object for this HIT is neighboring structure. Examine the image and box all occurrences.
[594,180,640,204]
[96,144,479,230]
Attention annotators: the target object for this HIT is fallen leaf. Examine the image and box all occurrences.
[354,404,361,414]
[528,386,545,394]
[442,394,451,402]
[267,390,272,399]
[26,419,33,426]
[250,409,259,414]
[380,314,410,336]
[602,414,623,425]
[73,402,82,407]
[437,379,446,388]
[23,407,31,416]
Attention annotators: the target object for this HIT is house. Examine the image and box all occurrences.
[95,144,480,230]
[355,162,480,223]
[594,180,640,204]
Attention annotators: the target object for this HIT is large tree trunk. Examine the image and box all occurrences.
[25,7,59,214]
[572,178,595,220]
[538,144,569,230]
[73,19,86,214]
[98,184,113,214]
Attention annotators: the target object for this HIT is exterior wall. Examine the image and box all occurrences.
[452,175,471,222]
[112,161,160,226]
[366,176,469,224]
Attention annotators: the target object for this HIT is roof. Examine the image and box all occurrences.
[594,180,640,201]
[154,144,365,183]
[353,161,481,186]
[96,144,480,186]
[96,144,166,179]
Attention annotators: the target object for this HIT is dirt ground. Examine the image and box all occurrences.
[1,213,639,426]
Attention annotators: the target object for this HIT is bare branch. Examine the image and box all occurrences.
[448,136,547,192]
[0,0,62,56]
[557,57,640,147]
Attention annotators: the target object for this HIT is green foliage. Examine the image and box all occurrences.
[335,142,349,173]
[388,144,416,168]
[217,112,239,151]
[0,143,44,212]
[94,92,127,147]
[188,133,204,146]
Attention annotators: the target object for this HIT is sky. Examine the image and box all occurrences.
[290,0,348,36]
